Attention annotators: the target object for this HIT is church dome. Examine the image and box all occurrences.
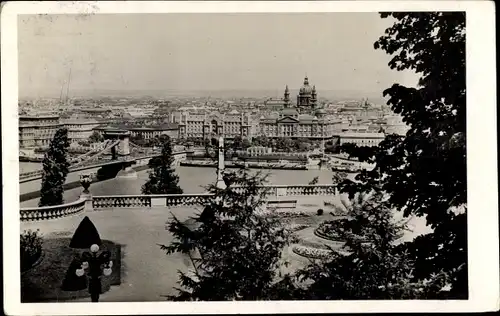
[299,76,313,95]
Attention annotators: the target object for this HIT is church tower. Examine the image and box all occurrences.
[284,85,291,108]
[311,85,317,109]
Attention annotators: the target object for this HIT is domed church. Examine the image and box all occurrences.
[296,76,317,110]
[282,76,318,113]
[257,75,338,139]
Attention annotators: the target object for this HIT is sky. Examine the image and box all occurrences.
[18,13,419,99]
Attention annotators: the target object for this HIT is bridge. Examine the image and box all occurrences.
[19,129,161,181]
[19,129,191,199]
[19,135,341,222]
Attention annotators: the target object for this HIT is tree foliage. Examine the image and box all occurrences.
[161,169,291,300]
[332,171,348,186]
[88,130,104,143]
[299,192,450,299]
[130,133,146,146]
[142,135,183,195]
[339,12,467,297]
[308,176,319,185]
[252,135,270,148]
[39,128,70,206]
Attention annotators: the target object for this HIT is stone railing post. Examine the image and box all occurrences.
[276,186,287,197]
[80,173,94,212]
[151,196,167,207]
[81,193,94,212]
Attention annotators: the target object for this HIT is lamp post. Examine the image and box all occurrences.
[75,244,113,302]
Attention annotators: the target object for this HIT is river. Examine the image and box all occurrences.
[19,162,344,208]
[19,162,43,173]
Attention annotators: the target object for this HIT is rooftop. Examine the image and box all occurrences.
[338,132,385,138]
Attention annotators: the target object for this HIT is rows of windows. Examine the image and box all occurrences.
[259,123,334,137]
[340,138,383,147]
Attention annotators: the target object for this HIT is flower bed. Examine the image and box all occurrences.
[314,220,372,243]
[292,245,332,260]
[260,210,313,218]
[21,230,44,273]
[315,220,405,243]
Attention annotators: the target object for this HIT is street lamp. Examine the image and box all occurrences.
[75,243,113,302]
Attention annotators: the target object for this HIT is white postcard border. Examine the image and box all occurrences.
[2,1,498,315]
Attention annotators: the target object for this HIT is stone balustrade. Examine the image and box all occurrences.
[260,184,337,196]
[19,170,44,180]
[92,195,152,209]
[20,184,338,220]
[89,185,337,210]
[20,197,86,222]
[92,193,214,209]
[229,184,337,196]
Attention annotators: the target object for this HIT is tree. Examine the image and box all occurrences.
[130,133,146,147]
[39,128,70,206]
[232,136,243,150]
[252,135,269,148]
[241,138,251,150]
[146,135,163,148]
[88,130,104,143]
[77,140,90,147]
[275,138,294,152]
[298,192,449,299]
[297,140,312,152]
[141,135,183,194]
[308,176,319,185]
[325,139,340,154]
[332,171,348,186]
[339,12,466,298]
[204,138,216,159]
[161,169,291,300]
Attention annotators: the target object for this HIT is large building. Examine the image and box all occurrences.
[257,77,339,139]
[19,115,62,148]
[174,111,253,140]
[61,118,100,143]
[128,123,179,140]
[19,115,104,148]
[93,123,179,141]
[338,131,385,147]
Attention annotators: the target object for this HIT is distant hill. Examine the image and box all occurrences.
[72,88,387,103]
[21,88,389,105]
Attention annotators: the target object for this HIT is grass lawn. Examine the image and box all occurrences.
[21,234,122,303]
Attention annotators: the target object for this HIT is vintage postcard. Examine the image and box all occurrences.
[2,1,498,315]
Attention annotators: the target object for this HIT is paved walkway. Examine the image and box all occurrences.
[21,206,202,302]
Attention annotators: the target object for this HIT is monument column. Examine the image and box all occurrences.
[215,136,226,189]
[121,135,130,156]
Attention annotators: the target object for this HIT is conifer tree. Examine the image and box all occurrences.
[39,128,70,206]
[142,135,183,194]
[161,169,291,300]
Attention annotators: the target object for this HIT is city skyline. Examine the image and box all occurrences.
[18,13,420,99]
